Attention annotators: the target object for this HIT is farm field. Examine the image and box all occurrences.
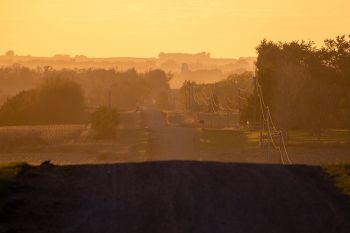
[0,112,149,165]
[1,110,350,166]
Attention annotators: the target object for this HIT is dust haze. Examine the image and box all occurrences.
[1,1,350,232]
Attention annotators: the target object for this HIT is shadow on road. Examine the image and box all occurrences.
[2,161,350,233]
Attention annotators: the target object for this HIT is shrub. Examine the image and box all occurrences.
[90,107,119,139]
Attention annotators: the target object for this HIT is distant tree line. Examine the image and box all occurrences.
[0,67,172,125]
[244,35,350,135]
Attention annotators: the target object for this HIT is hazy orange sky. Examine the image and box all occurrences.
[1,0,349,58]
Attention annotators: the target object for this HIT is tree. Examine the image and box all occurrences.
[36,77,85,124]
[0,66,172,111]
[255,36,350,137]
[0,90,37,125]
[5,50,15,57]
[0,77,85,125]
[323,35,350,133]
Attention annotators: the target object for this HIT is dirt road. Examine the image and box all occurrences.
[3,162,350,233]
[2,109,350,232]
[142,109,199,161]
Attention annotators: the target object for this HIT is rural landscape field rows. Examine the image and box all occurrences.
[1,109,349,165]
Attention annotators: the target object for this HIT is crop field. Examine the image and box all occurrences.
[0,128,149,165]
[0,122,149,165]
[0,125,87,152]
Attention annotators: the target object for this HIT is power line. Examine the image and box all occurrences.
[255,77,292,165]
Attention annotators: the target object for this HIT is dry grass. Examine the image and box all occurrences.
[323,164,350,202]
[0,162,28,209]
[0,126,149,165]
[0,111,148,164]
[0,125,87,152]
[288,129,350,146]
[199,129,260,149]
[198,128,350,165]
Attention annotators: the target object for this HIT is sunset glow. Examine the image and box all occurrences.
[1,0,350,57]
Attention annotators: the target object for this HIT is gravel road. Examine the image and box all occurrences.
[3,161,350,233]
[1,109,350,233]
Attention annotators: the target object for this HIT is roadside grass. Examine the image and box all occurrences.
[199,129,260,149]
[198,128,350,150]
[323,164,350,202]
[288,129,350,146]
[0,162,28,209]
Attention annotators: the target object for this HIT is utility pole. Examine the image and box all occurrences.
[185,81,188,111]
[191,83,194,112]
[238,88,241,112]
[189,82,192,112]
[238,87,241,124]
[108,91,111,108]
[254,76,263,146]
[188,82,191,111]
[226,109,229,128]
[253,76,258,122]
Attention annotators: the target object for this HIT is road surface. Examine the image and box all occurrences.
[142,109,199,161]
[3,161,350,233]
